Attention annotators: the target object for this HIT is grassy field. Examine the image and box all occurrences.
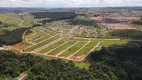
[39,27,55,35]
[24,37,56,52]
[0,15,32,28]
[48,41,77,55]
[33,35,51,43]
[101,42,128,47]
[71,38,89,41]
[100,41,138,48]
[76,41,99,56]
[0,15,21,26]
[26,33,37,39]
[38,39,67,53]
[60,41,87,57]
[28,35,44,42]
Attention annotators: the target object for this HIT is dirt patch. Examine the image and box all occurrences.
[7,42,32,52]
[107,17,140,21]
[102,23,135,30]
[90,17,138,30]
[71,55,85,60]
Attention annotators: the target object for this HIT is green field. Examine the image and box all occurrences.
[0,16,21,26]
[33,35,51,43]
[26,33,37,39]
[39,27,55,35]
[76,41,99,56]
[61,41,87,57]
[0,15,31,28]
[48,41,77,55]
[38,39,67,53]
[28,35,43,42]
[24,37,56,52]
[101,42,128,47]
[100,42,138,48]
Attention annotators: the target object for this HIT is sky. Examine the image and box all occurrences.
[0,0,142,7]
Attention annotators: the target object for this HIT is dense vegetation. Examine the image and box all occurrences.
[0,50,116,80]
[31,12,77,19]
[89,43,142,80]
[31,12,77,23]
[132,20,142,25]
[31,12,77,24]
[67,19,98,26]
[0,28,28,45]
[0,15,33,46]
[110,30,142,38]
[1,41,142,80]
[0,51,43,79]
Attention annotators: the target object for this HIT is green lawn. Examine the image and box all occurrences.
[24,37,56,52]
[101,42,138,48]
[101,42,128,47]
[76,41,99,56]
[28,35,43,42]
[33,27,46,34]
[48,41,77,55]
[0,15,21,25]
[39,27,55,35]
[33,35,51,43]
[26,33,37,39]
[38,39,67,53]
[60,42,87,57]
[102,40,128,43]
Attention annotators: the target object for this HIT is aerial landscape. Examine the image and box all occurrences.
[0,0,142,80]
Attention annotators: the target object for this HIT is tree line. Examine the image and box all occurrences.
[0,50,117,80]
[31,12,77,20]
[132,20,142,25]
[1,41,142,80]
[31,12,77,24]
[67,19,98,27]
[88,42,142,80]
[0,28,29,45]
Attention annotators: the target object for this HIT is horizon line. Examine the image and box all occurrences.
[0,6,142,8]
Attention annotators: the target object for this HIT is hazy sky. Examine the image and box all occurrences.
[0,0,142,7]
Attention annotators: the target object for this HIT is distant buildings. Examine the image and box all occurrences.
[18,13,24,20]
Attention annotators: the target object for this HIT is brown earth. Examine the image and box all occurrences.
[7,42,32,52]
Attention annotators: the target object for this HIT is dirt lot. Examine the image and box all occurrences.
[7,42,31,52]
[107,17,140,21]
[102,23,135,30]
[90,17,140,30]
